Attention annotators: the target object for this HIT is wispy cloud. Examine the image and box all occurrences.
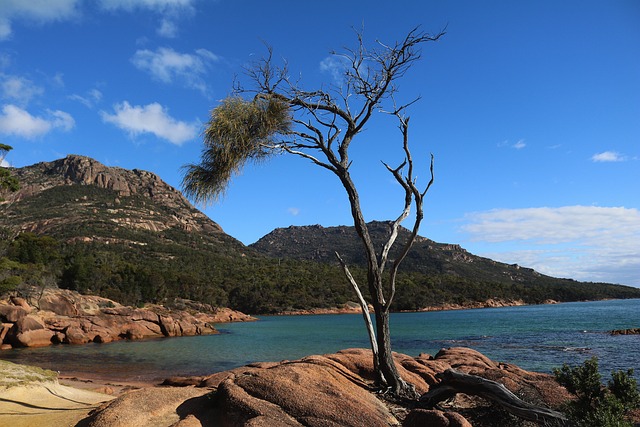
[99,0,195,39]
[100,101,198,145]
[0,0,81,40]
[461,206,640,286]
[98,0,195,12]
[0,1,196,41]
[0,104,74,138]
[288,207,300,216]
[498,139,526,149]
[0,75,44,106]
[513,139,526,149]
[69,88,103,108]
[157,18,178,38]
[591,151,626,162]
[131,47,219,94]
[320,56,348,84]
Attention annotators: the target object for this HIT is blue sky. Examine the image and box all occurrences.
[1,1,638,287]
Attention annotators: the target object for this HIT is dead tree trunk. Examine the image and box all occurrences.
[420,369,569,425]
[335,251,383,381]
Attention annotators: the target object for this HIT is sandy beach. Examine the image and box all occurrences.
[0,360,155,427]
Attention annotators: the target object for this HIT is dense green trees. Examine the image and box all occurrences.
[1,231,638,313]
[0,144,19,200]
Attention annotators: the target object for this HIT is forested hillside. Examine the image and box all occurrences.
[2,156,639,314]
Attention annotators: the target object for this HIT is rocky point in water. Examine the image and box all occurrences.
[0,287,254,349]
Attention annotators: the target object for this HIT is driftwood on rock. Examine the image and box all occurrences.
[419,369,569,425]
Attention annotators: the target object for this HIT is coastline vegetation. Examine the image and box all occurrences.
[2,231,639,315]
[554,357,640,426]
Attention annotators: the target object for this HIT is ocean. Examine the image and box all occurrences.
[1,299,638,382]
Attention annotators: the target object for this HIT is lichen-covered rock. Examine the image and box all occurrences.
[80,347,575,427]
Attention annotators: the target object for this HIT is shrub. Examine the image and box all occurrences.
[554,357,640,426]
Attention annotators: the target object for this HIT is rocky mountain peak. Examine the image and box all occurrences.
[2,154,224,236]
[41,154,178,201]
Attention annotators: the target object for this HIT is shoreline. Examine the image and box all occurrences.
[1,347,582,427]
[58,372,157,396]
[275,298,560,316]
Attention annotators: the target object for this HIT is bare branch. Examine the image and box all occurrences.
[335,252,378,350]
[282,146,336,172]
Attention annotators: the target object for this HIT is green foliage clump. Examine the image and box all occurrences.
[0,275,22,294]
[182,96,291,203]
[554,357,640,426]
[0,143,20,200]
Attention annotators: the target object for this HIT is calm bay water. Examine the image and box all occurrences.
[1,299,638,382]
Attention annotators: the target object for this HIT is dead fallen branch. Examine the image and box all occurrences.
[419,369,569,425]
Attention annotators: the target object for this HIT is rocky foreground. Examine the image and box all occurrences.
[0,288,255,349]
[73,347,574,427]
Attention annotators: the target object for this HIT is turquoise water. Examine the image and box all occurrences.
[1,299,638,382]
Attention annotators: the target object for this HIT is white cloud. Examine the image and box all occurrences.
[288,207,300,216]
[157,18,177,38]
[513,139,526,149]
[99,0,195,39]
[49,109,75,131]
[498,139,526,149]
[131,47,218,93]
[0,0,81,40]
[100,101,198,145]
[98,0,194,11]
[1,75,44,105]
[591,151,625,162]
[320,56,347,83]
[461,206,640,286]
[0,104,75,138]
[0,158,9,167]
[69,88,103,108]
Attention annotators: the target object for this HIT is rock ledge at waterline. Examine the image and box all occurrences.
[0,288,255,349]
[83,347,577,427]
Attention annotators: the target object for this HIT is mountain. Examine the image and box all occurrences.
[3,154,226,238]
[251,222,640,308]
[2,155,639,314]
[0,155,258,309]
[252,221,552,284]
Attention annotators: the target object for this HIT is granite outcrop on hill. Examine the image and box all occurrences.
[2,154,225,236]
[82,347,576,427]
[0,288,255,349]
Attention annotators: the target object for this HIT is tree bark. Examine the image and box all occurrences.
[420,369,569,425]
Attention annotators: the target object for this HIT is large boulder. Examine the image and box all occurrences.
[38,292,78,316]
[223,361,398,426]
[7,315,55,347]
[81,386,211,427]
[63,325,91,345]
[0,305,27,323]
[9,296,32,312]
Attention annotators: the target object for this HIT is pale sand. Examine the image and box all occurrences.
[0,360,154,427]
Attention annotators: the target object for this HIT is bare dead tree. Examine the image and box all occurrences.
[183,27,444,398]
